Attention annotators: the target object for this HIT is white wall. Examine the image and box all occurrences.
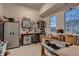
[39,4,65,34]
[0,3,3,16]
[42,17,51,34]
[2,4,40,34]
[54,5,79,31]
[0,3,66,34]
[3,4,39,22]
[54,11,65,30]
[41,4,79,34]
[42,11,65,34]
[1,3,78,34]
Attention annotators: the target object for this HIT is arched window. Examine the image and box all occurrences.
[64,8,79,34]
[50,16,56,32]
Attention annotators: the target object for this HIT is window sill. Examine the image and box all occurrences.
[64,33,79,36]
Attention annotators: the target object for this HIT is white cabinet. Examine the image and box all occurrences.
[23,35,31,45]
[4,22,20,49]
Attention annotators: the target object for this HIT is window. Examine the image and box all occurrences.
[50,16,56,32]
[65,8,79,34]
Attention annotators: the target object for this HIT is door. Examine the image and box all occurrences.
[4,22,20,49]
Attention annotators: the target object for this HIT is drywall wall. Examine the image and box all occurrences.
[42,11,65,34]
[3,4,39,22]
[54,5,79,32]
[0,3,3,16]
[1,3,78,34]
[3,4,40,34]
[41,4,79,34]
[54,11,65,30]
[42,16,51,34]
[39,3,65,34]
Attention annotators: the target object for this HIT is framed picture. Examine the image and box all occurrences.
[22,19,31,28]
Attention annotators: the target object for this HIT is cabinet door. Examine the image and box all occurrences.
[11,23,20,48]
[4,22,20,49]
[65,35,76,44]
[23,35,31,45]
[77,36,79,44]
[4,22,13,49]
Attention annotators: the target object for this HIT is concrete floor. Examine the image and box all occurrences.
[7,44,41,56]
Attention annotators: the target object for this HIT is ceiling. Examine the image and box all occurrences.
[40,3,79,18]
[16,3,45,10]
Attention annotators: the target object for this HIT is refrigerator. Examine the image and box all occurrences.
[0,22,20,49]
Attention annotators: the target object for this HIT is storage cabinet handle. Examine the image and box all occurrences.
[10,32,14,35]
[13,32,14,35]
[10,32,11,35]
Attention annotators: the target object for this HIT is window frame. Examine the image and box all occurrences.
[64,9,70,33]
[50,16,57,32]
[64,7,79,34]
